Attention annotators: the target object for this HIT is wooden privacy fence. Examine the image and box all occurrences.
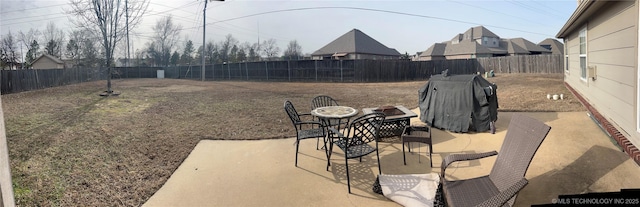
[1,55,562,94]
[0,67,103,94]
[476,54,563,74]
[158,59,479,82]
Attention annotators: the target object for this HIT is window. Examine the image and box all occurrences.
[579,27,587,80]
[565,40,569,72]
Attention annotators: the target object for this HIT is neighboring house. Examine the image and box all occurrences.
[311,29,401,60]
[418,26,552,60]
[556,0,640,165]
[116,58,139,67]
[538,38,565,55]
[31,54,65,69]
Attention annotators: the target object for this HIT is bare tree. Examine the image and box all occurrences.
[261,38,280,60]
[180,40,194,65]
[1,31,18,69]
[283,40,303,60]
[68,0,149,94]
[18,28,41,61]
[66,30,84,69]
[25,40,40,67]
[203,41,219,64]
[247,42,260,61]
[219,34,237,63]
[149,15,181,67]
[42,22,65,58]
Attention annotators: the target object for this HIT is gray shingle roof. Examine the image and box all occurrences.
[500,39,529,54]
[538,38,564,55]
[420,43,447,57]
[312,29,401,56]
[507,38,551,53]
[462,26,500,40]
[443,40,505,56]
[420,26,555,59]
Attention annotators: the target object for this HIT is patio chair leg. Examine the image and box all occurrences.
[403,142,407,165]
[345,157,351,194]
[429,142,433,167]
[316,137,320,150]
[376,150,382,174]
[295,139,300,167]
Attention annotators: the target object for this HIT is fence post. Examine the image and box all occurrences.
[228,63,230,80]
[288,60,291,81]
[245,62,249,80]
[265,61,268,80]
[340,60,343,82]
[315,60,318,81]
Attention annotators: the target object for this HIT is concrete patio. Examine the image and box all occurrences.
[144,111,640,206]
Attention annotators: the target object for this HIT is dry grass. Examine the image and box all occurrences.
[1,73,583,206]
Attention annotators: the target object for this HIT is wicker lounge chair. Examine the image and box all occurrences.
[440,114,551,207]
[284,100,326,167]
[328,112,385,193]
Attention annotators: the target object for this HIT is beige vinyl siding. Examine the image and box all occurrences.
[565,0,639,145]
[32,58,63,69]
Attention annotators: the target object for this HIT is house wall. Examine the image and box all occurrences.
[417,56,446,61]
[32,57,64,69]
[312,54,399,60]
[564,0,639,147]
[354,53,399,60]
[477,37,500,48]
[445,54,474,60]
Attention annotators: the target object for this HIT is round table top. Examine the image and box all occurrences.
[311,106,358,119]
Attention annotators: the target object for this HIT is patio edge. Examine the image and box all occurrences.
[565,82,640,167]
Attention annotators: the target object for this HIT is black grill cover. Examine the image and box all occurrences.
[418,74,498,133]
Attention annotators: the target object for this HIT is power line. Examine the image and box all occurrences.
[0,2,67,15]
[506,0,564,19]
[446,0,546,26]
[201,6,556,37]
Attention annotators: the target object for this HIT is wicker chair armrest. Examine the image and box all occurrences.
[441,151,498,180]
[476,178,528,207]
[299,113,313,117]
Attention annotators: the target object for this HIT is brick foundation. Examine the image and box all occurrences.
[565,82,640,166]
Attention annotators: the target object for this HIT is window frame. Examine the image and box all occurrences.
[579,27,587,81]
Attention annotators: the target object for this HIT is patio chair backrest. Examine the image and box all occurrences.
[344,112,385,147]
[489,114,551,193]
[311,95,339,110]
[284,100,302,126]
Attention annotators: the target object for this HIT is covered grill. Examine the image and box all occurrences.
[418,74,498,133]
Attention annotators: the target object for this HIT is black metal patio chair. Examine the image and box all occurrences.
[284,100,326,167]
[311,95,349,149]
[328,112,385,193]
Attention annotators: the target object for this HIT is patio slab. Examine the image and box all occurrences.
[143,111,640,206]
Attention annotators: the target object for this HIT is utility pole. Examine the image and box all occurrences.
[126,0,130,68]
[202,0,207,81]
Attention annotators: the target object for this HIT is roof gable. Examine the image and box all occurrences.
[312,29,401,56]
[507,38,551,52]
[463,26,500,40]
[538,38,564,55]
[32,54,64,65]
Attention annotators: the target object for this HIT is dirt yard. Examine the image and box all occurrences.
[0,73,583,206]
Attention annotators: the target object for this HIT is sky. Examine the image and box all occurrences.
[1,0,579,58]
